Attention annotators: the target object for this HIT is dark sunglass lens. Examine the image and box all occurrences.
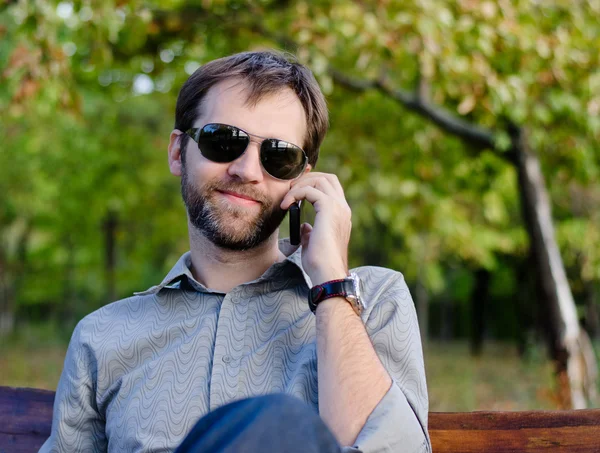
[197,124,248,163]
[261,140,307,180]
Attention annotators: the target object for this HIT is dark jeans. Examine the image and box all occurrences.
[175,394,343,453]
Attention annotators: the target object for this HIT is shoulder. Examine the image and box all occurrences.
[351,265,407,288]
[350,265,415,318]
[351,265,412,302]
[70,293,155,349]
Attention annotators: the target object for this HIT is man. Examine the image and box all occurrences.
[40,50,430,453]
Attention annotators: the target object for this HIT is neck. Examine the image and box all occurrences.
[188,222,286,293]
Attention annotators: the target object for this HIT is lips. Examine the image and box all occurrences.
[217,190,262,206]
[219,190,259,202]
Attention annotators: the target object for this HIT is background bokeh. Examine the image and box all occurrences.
[1,0,599,410]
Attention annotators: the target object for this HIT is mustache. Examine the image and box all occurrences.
[206,181,270,204]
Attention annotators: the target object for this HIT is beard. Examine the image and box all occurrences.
[181,168,287,251]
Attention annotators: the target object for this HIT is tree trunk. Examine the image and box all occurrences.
[62,235,77,326]
[103,210,118,303]
[583,281,599,340]
[439,295,453,341]
[510,125,597,409]
[326,66,598,407]
[415,266,429,350]
[515,256,534,357]
[0,222,30,337]
[470,269,490,357]
[0,248,15,337]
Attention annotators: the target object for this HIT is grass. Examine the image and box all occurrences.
[0,322,69,390]
[424,341,558,411]
[1,327,596,411]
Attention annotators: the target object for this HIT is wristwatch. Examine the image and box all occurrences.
[308,272,365,316]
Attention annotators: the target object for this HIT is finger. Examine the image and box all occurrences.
[294,172,345,198]
[290,178,347,210]
[300,223,312,248]
[280,185,328,210]
[320,173,345,198]
[288,176,339,205]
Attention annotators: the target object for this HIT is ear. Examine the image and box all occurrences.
[287,164,312,189]
[168,130,183,176]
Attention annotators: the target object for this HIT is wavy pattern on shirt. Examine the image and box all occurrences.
[40,251,429,453]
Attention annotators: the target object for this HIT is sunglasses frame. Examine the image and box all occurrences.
[184,123,308,181]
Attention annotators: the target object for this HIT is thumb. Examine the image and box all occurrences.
[300,222,312,249]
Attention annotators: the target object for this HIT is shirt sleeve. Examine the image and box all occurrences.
[39,320,107,453]
[351,269,431,453]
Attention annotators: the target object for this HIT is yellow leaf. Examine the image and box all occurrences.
[457,95,476,115]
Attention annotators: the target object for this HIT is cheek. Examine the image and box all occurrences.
[187,158,227,183]
[271,182,292,204]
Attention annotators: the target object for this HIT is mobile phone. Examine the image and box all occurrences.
[289,201,302,246]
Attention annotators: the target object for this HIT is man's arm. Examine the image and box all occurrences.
[280,172,429,451]
[315,295,392,446]
[319,270,430,452]
[39,321,107,453]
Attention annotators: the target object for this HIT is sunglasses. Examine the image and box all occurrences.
[184,123,308,180]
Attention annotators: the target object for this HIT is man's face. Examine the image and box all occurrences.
[176,79,309,250]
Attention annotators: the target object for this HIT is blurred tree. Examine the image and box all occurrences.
[273,0,599,408]
[1,0,599,407]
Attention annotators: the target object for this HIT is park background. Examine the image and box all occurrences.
[1,0,599,411]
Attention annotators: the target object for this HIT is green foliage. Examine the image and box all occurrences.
[0,0,598,341]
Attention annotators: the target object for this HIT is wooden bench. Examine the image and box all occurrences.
[1,386,599,452]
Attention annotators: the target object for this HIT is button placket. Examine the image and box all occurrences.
[209,289,247,411]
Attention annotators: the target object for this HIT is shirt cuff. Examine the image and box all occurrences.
[350,380,429,453]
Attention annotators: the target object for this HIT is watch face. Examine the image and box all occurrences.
[350,272,363,303]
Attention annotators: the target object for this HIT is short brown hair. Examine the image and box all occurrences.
[174,50,329,168]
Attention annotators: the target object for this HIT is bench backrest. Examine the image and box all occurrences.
[1,386,599,452]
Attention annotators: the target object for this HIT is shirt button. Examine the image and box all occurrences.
[223,355,232,364]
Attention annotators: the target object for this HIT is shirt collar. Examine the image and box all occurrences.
[134,238,312,296]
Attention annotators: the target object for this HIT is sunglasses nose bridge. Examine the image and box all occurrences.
[246,135,265,149]
[226,137,264,182]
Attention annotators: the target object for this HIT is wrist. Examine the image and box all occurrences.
[315,296,357,318]
[309,272,365,317]
[309,269,348,287]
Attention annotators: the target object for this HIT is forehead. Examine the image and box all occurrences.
[195,78,307,147]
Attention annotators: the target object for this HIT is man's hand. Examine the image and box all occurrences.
[280,172,351,286]
[282,172,395,447]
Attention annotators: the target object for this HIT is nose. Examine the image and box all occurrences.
[226,139,264,183]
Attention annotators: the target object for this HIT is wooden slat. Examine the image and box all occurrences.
[0,387,54,433]
[430,426,600,453]
[1,386,600,453]
[429,410,600,429]
[0,387,54,453]
[0,433,49,453]
[429,410,600,452]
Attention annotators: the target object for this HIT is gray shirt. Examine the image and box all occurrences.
[40,241,430,453]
